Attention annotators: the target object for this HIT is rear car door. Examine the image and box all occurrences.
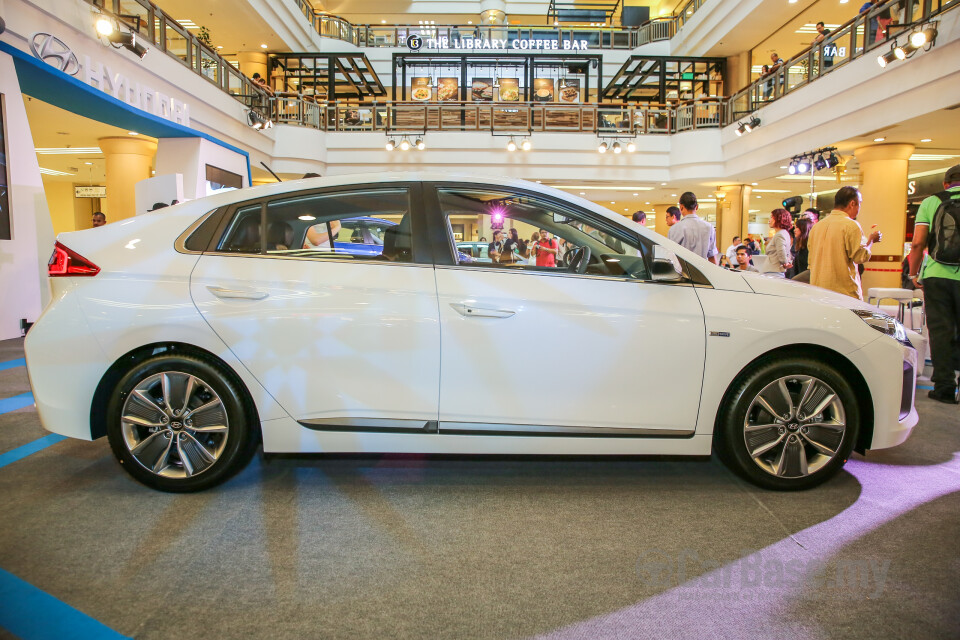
[188,183,441,429]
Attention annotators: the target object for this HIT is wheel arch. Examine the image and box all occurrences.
[713,344,875,454]
[90,342,261,441]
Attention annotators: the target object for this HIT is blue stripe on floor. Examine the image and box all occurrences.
[0,358,25,371]
[0,567,129,640]
[0,434,66,470]
[917,384,934,390]
[0,392,34,414]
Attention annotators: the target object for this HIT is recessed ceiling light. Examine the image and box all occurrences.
[645,202,650,204]
[671,193,677,197]
[610,201,616,204]
[579,192,585,195]
[633,192,639,196]
[779,166,788,169]
[661,182,667,186]
[84,162,93,165]
[467,20,473,24]
[874,137,885,142]
[381,19,386,23]
[920,138,932,142]
[752,182,758,186]
[757,195,762,199]
[128,131,138,135]
[217,45,223,49]
[260,43,268,49]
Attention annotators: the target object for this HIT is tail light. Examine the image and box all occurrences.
[48,241,100,277]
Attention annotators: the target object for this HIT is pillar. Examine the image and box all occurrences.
[854,143,914,290]
[98,137,157,221]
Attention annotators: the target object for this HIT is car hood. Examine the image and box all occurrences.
[740,272,877,313]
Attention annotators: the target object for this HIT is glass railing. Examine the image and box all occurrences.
[269,97,725,134]
[84,0,271,115]
[727,0,955,121]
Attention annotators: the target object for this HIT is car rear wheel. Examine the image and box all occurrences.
[106,354,257,492]
[717,357,859,490]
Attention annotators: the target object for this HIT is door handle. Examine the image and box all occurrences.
[207,286,269,300]
[450,303,515,318]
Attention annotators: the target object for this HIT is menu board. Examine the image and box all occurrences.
[533,78,555,102]
[437,77,459,101]
[559,79,580,103]
[472,77,494,101]
[411,77,432,101]
[499,78,520,102]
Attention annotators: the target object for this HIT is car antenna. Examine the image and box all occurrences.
[260,161,282,182]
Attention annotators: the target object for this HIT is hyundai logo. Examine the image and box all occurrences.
[30,32,80,76]
[406,34,423,51]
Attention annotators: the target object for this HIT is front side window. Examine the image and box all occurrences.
[215,188,415,262]
[437,188,650,280]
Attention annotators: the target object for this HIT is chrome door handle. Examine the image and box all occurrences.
[207,286,269,300]
[450,303,515,318]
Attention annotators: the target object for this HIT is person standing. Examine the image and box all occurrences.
[632,210,646,226]
[91,212,106,227]
[664,206,681,229]
[487,230,505,262]
[668,192,719,264]
[762,209,793,277]
[533,229,558,267]
[814,22,834,69]
[792,217,813,276]
[907,164,960,404]
[808,186,882,299]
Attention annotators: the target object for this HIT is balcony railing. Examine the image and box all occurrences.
[269,96,725,134]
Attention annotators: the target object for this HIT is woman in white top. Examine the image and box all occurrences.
[762,208,793,277]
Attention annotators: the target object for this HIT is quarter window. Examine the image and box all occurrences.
[437,188,650,280]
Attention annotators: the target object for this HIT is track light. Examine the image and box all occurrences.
[95,17,114,36]
[612,141,622,154]
[385,139,395,151]
[911,25,937,47]
[825,151,840,169]
[247,110,271,130]
[814,154,827,171]
[399,138,410,150]
[796,159,810,173]
[877,49,897,67]
[598,141,608,153]
[744,117,760,132]
[626,141,636,153]
[506,138,517,152]
[415,138,425,150]
[107,30,148,58]
[521,138,531,151]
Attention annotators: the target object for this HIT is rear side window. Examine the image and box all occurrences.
[217,205,263,253]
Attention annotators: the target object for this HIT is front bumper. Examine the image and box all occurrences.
[848,335,919,450]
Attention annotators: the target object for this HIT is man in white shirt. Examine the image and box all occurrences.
[725,236,742,265]
[667,192,719,264]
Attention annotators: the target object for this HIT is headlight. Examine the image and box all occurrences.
[852,309,910,346]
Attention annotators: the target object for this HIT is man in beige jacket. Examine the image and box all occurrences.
[808,186,882,299]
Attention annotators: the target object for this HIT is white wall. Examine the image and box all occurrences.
[155,138,249,200]
[0,54,55,340]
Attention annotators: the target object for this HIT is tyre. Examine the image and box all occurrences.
[716,357,859,491]
[106,354,258,492]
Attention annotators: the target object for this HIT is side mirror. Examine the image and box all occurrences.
[651,245,685,282]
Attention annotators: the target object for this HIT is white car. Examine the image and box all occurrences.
[24,174,918,492]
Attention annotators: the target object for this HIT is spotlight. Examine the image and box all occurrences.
[598,141,608,153]
[247,110,269,130]
[797,159,810,173]
[626,141,636,153]
[612,141,622,154]
[911,25,937,47]
[736,123,746,136]
[506,138,517,152]
[787,159,798,175]
[877,49,897,67]
[814,154,827,171]
[385,139,395,151]
[894,45,909,59]
[744,117,761,132]
[109,30,148,58]
[399,138,410,150]
[95,17,114,36]
[520,138,532,151]
[415,138,425,150]
[825,151,840,169]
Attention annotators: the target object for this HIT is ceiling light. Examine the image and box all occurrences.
[671,193,677,197]
[506,138,517,152]
[877,50,897,67]
[874,137,885,142]
[381,19,387,24]
[736,123,746,136]
[911,26,937,47]
[521,138,532,151]
[626,141,636,153]
[260,43,268,49]
[467,20,473,24]
[660,182,667,186]
[299,215,317,221]
[598,141,608,153]
[580,192,585,195]
[744,117,760,132]
[84,162,93,165]
[128,131,138,136]
[797,159,810,173]
[920,138,932,142]
[814,154,827,171]
[610,201,615,204]
[415,138,425,150]
[825,151,840,168]
[385,139,395,151]
[633,192,639,196]
[39,168,76,176]
[216,45,223,49]
[612,141,622,154]
[95,17,114,36]
[399,138,411,151]
[751,182,758,186]
[34,147,102,155]
[788,162,797,175]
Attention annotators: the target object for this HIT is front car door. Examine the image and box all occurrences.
[427,183,707,435]
[189,183,441,430]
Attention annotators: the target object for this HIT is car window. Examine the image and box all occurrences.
[437,188,650,280]
[215,189,414,262]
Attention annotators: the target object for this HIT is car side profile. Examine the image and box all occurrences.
[25,173,919,492]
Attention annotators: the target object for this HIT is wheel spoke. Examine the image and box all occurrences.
[176,437,195,477]
[744,423,780,432]
[804,420,845,430]
[777,379,794,415]
[182,432,217,463]
[185,399,220,419]
[130,431,163,457]
[132,389,166,417]
[160,373,173,411]
[804,392,837,421]
[750,432,786,458]
[775,439,808,477]
[150,438,173,474]
[179,375,196,416]
[801,431,838,456]
[122,414,164,428]
[754,394,782,421]
[797,378,816,416]
[190,424,228,434]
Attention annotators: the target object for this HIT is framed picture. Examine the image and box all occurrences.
[499,78,520,102]
[472,77,493,101]
[437,77,459,101]
[533,78,555,102]
[559,78,580,103]
[410,77,432,101]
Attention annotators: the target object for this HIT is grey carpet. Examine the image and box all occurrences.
[0,337,957,639]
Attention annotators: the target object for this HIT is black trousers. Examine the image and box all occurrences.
[923,277,960,392]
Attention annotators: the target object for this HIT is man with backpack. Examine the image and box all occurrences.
[908,164,960,404]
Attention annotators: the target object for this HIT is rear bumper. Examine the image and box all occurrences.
[848,335,919,450]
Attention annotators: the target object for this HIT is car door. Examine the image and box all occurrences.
[189,183,441,430]
[427,184,706,435]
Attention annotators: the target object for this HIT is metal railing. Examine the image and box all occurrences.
[268,96,726,134]
[727,0,955,121]
[84,0,271,115]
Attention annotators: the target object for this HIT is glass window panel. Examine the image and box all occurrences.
[118,0,151,41]
[200,49,219,84]
[164,20,189,64]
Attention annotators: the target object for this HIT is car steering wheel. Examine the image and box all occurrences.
[567,245,592,274]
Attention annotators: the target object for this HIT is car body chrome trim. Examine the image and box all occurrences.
[438,422,695,437]
[299,417,437,433]
[174,208,220,255]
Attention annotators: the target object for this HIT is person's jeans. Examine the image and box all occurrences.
[923,277,960,392]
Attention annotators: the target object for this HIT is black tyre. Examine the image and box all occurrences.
[716,357,859,491]
[106,354,258,492]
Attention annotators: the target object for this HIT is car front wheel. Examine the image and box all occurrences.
[106,354,257,492]
[717,358,859,490]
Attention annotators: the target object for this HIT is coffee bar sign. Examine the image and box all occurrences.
[29,32,191,126]
[408,35,591,51]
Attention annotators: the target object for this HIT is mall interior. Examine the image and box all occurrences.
[1,0,959,637]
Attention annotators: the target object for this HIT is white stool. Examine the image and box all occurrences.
[866,287,925,329]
